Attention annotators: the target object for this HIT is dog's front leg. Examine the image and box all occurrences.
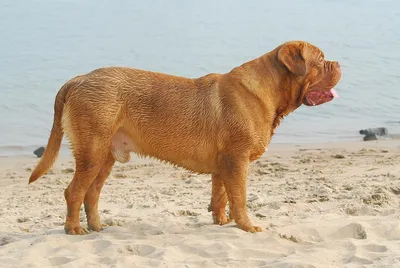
[217,154,262,233]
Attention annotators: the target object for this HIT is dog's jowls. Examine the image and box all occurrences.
[29,41,342,235]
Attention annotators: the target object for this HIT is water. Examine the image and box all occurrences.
[0,0,399,156]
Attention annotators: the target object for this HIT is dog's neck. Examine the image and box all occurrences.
[261,51,305,111]
[226,52,303,120]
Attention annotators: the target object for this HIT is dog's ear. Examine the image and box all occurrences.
[277,43,307,76]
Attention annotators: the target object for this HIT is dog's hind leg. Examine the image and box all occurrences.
[210,174,232,225]
[63,140,111,235]
[84,152,115,232]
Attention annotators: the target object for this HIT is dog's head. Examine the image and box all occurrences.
[277,41,342,106]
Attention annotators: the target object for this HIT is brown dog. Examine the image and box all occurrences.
[29,41,341,235]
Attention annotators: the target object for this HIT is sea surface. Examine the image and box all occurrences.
[0,0,399,156]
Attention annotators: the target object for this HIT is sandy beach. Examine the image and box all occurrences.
[0,140,399,268]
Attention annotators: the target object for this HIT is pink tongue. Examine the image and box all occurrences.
[330,88,339,98]
[306,89,339,106]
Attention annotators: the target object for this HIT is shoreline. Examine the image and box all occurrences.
[0,136,397,158]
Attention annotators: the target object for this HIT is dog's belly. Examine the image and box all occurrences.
[111,128,217,173]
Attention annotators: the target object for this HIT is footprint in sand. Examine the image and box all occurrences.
[48,256,75,266]
[344,255,373,265]
[363,244,388,253]
[331,223,367,239]
[121,244,157,257]
[84,239,112,254]
[264,262,316,268]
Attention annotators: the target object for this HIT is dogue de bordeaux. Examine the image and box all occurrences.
[29,41,342,235]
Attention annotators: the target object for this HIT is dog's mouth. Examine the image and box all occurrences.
[303,88,339,106]
[304,61,341,106]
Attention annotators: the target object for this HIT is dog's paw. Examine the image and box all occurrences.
[248,225,263,233]
[65,225,89,235]
[213,213,233,225]
[87,215,106,232]
[87,222,106,232]
[237,224,263,233]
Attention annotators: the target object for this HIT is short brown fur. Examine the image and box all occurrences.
[29,41,341,234]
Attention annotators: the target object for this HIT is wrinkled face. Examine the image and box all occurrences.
[277,41,342,106]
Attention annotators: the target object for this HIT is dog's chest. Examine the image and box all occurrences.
[248,129,272,162]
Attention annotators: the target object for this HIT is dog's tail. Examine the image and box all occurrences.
[29,83,70,184]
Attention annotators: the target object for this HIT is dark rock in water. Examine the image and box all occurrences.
[360,127,394,141]
[363,134,379,141]
[359,127,388,136]
[33,147,45,157]
[362,134,392,141]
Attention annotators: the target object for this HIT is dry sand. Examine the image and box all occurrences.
[0,140,399,268]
